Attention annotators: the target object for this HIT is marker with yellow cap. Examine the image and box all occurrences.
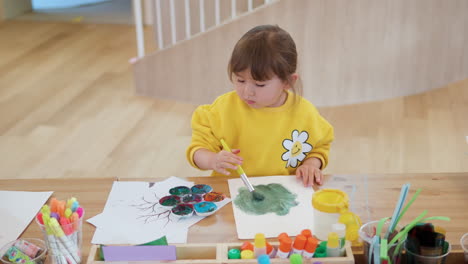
[254,233,267,257]
[49,218,81,264]
[326,232,341,257]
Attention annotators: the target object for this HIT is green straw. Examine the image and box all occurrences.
[390,214,450,257]
[389,210,428,246]
[420,216,451,222]
[377,217,390,237]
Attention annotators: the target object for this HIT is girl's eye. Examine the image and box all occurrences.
[256,83,265,87]
[237,79,245,83]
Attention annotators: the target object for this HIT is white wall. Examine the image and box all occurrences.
[134,0,468,107]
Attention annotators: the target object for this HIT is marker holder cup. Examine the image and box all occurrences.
[36,211,84,264]
[0,238,48,264]
[462,233,468,264]
[404,240,451,264]
[359,220,406,264]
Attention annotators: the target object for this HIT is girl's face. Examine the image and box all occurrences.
[233,70,297,108]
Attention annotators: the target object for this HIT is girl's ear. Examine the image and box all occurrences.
[291,73,299,84]
[284,73,299,90]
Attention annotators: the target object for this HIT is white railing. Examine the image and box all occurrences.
[132,0,275,58]
[133,0,145,58]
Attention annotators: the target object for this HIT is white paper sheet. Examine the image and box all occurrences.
[88,177,231,244]
[0,191,53,247]
[91,220,189,244]
[228,176,314,239]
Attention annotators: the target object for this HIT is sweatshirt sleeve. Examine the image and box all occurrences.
[186,105,222,169]
[307,117,334,169]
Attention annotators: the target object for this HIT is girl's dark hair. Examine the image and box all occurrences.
[228,25,301,95]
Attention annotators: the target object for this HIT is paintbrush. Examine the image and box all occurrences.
[220,139,264,201]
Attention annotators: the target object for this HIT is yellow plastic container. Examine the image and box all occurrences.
[312,189,361,244]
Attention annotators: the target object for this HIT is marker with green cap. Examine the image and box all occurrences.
[289,253,303,264]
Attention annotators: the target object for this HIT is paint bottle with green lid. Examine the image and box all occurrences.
[314,246,327,258]
[228,248,241,259]
[289,253,303,264]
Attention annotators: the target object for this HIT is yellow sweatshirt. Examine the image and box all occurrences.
[186,91,334,176]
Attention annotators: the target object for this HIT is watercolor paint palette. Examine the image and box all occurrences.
[159,185,226,219]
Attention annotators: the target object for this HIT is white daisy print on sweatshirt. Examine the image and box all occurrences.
[281,130,313,168]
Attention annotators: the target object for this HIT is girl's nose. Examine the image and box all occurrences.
[245,83,255,96]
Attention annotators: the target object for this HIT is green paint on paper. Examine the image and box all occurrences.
[234,184,298,216]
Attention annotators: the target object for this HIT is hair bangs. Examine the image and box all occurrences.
[229,39,274,81]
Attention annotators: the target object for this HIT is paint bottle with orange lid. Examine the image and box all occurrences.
[266,242,276,258]
[301,229,312,239]
[276,236,292,258]
[302,237,318,258]
[291,234,307,255]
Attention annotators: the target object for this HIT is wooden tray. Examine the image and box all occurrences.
[87,242,354,264]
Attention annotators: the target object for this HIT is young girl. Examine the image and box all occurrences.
[186,25,334,187]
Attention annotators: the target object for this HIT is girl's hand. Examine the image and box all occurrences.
[210,149,243,175]
[296,158,323,187]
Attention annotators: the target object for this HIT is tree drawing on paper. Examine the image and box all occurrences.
[131,192,173,225]
[233,184,298,216]
[132,191,200,226]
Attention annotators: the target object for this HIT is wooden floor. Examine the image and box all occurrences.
[0,21,467,180]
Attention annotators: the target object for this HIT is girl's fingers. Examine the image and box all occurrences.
[219,150,230,155]
[221,150,243,164]
[315,169,322,185]
[214,163,230,175]
[219,169,230,175]
[219,161,237,171]
[224,155,242,165]
[231,149,241,154]
[302,170,309,187]
[215,163,231,175]
[295,167,303,179]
